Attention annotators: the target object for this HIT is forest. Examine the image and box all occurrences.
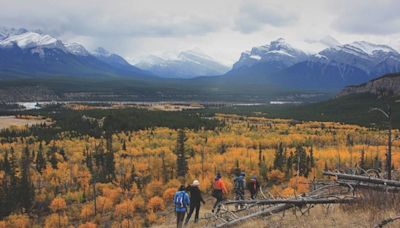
[0,106,398,227]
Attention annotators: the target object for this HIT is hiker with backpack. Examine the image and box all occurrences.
[174,185,190,228]
[184,180,205,224]
[234,172,246,201]
[247,176,260,199]
[212,173,227,213]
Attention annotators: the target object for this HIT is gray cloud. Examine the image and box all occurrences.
[0,0,225,38]
[331,0,400,35]
[0,0,399,65]
[233,1,298,33]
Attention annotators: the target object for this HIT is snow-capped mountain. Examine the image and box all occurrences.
[232,38,309,71]
[92,47,143,73]
[316,41,400,72]
[227,38,400,90]
[0,27,150,79]
[0,27,29,40]
[64,42,90,56]
[134,50,229,78]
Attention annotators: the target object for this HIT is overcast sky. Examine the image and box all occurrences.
[1,0,400,65]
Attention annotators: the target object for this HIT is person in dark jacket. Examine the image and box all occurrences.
[247,176,260,199]
[184,180,205,224]
[174,185,190,228]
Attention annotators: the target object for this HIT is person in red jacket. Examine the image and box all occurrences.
[212,173,227,213]
[247,176,260,199]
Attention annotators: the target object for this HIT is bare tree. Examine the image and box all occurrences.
[370,105,392,180]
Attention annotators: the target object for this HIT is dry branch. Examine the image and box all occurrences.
[323,171,400,188]
[220,197,357,206]
[375,215,400,228]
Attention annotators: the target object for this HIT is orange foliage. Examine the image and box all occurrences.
[162,188,177,202]
[147,196,165,212]
[78,222,97,228]
[50,197,67,213]
[268,170,285,184]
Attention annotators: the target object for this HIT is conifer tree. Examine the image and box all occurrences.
[36,142,46,173]
[175,129,188,177]
[19,146,34,211]
[273,143,285,171]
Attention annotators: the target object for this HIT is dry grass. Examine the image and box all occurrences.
[155,191,400,228]
[0,115,50,129]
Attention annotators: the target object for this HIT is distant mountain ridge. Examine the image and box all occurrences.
[134,50,229,78]
[0,27,151,79]
[227,38,400,90]
[337,73,400,97]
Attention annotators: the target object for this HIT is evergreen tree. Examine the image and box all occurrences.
[273,143,285,171]
[36,142,46,173]
[175,129,188,177]
[105,133,115,181]
[360,149,366,170]
[122,140,127,151]
[285,151,293,178]
[19,146,34,211]
[309,146,315,167]
[294,145,308,177]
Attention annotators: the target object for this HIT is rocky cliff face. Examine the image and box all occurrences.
[337,73,400,97]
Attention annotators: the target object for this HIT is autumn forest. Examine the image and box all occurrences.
[0,105,398,227]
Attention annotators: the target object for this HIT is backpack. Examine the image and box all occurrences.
[234,177,244,190]
[175,192,186,209]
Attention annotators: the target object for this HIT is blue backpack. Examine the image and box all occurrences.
[175,191,186,209]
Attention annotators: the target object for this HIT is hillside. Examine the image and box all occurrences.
[338,73,400,97]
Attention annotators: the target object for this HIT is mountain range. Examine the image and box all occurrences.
[134,50,229,78]
[0,27,150,79]
[0,27,400,94]
[225,38,400,90]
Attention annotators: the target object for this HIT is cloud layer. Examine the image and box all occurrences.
[0,0,399,65]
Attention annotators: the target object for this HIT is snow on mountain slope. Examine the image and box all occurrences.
[134,50,229,78]
[232,38,309,70]
[65,42,90,56]
[92,47,112,57]
[0,32,65,50]
[350,41,397,56]
[317,41,400,73]
[0,27,28,40]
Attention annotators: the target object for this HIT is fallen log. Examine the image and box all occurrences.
[323,171,400,188]
[374,215,400,228]
[220,197,357,206]
[337,181,400,193]
[215,203,293,228]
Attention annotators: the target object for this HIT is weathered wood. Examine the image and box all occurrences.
[323,171,400,188]
[375,215,400,228]
[337,181,400,193]
[220,197,357,206]
[215,203,293,228]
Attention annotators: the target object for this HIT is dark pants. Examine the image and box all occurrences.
[176,211,186,228]
[235,190,244,209]
[235,190,244,200]
[250,191,257,199]
[185,203,201,224]
[212,190,224,213]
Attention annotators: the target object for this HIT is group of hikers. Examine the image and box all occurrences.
[173,172,260,227]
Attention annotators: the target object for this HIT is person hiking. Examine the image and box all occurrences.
[212,173,227,213]
[234,172,246,201]
[247,176,260,199]
[233,172,246,209]
[185,180,205,224]
[174,185,190,228]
